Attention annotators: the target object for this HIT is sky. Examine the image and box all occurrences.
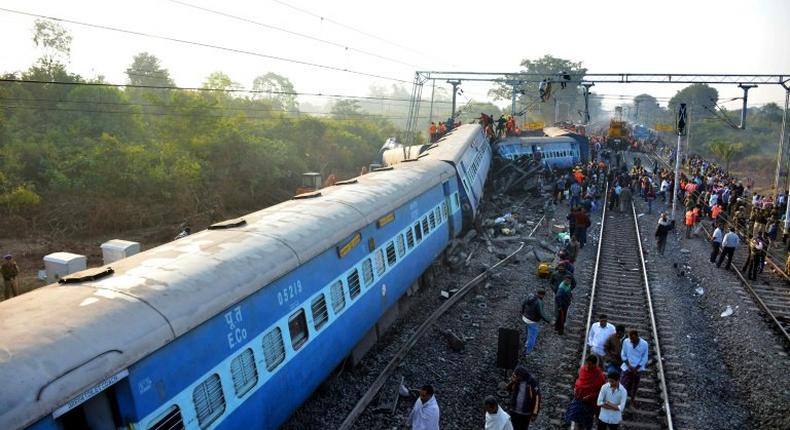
[1,0,788,115]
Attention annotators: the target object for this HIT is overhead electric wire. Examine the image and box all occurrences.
[0,103,432,122]
[0,95,433,116]
[0,78,450,103]
[270,0,433,61]
[166,0,419,69]
[0,7,411,84]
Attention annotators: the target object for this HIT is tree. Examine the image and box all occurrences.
[32,19,72,73]
[488,55,588,124]
[203,72,240,91]
[252,72,298,111]
[632,94,661,124]
[126,52,175,87]
[331,99,364,118]
[708,139,743,171]
[668,84,719,119]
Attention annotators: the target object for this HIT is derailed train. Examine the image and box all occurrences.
[0,124,491,430]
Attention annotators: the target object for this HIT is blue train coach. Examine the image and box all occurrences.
[381,124,492,224]
[0,135,491,429]
[495,136,583,170]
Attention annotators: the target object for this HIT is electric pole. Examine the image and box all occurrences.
[447,79,461,119]
[672,103,688,221]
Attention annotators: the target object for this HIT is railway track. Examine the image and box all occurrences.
[552,185,687,429]
[646,152,790,345]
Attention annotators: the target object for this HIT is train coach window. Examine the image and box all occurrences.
[385,241,397,265]
[406,229,415,249]
[288,309,309,351]
[454,194,460,208]
[374,249,386,276]
[396,235,405,258]
[435,207,442,224]
[347,269,361,299]
[262,327,286,371]
[330,280,346,314]
[414,223,422,242]
[362,259,374,287]
[421,217,429,235]
[428,212,436,230]
[442,202,448,220]
[311,294,329,330]
[147,405,185,430]
[230,348,258,398]
[192,374,226,430]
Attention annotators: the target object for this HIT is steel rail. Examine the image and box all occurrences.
[630,200,675,430]
[699,223,790,344]
[579,181,609,367]
[337,216,545,430]
[649,151,790,281]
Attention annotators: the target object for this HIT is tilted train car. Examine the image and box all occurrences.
[380,124,492,224]
[0,135,491,430]
[495,136,583,170]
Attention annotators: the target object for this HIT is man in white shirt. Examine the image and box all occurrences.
[597,370,627,429]
[484,396,514,430]
[710,224,724,263]
[587,314,616,365]
[409,385,440,430]
[716,227,740,270]
[659,179,670,202]
[620,330,649,408]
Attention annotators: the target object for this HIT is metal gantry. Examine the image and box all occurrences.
[404,71,790,199]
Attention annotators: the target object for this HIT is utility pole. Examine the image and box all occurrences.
[738,84,757,129]
[782,85,790,235]
[581,83,594,124]
[554,97,559,123]
[428,79,436,125]
[774,87,789,193]
[447,79,461,120]
[672,103,688,221]
[509,80,521,117]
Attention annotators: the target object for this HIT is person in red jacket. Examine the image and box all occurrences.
[565,355,606,429]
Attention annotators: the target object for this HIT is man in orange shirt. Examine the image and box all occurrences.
[685,208,696,239]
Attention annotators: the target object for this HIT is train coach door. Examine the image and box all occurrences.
[54,370,128,430]
[442,181,455,238]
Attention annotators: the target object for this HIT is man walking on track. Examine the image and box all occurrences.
[620,329,648,409]
[716,227,739,270]
[507,366,541,430]
[710,223,723,263]
[597,370,627,429]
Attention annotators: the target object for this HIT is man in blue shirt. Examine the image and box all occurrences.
[620,329,648,408]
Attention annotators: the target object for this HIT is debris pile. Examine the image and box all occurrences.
[492,157,545,195]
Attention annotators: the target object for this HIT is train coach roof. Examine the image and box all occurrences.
[420,124,484,163]
[0,159,454,430]
[505,136,577,145]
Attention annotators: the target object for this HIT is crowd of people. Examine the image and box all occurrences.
[479,113,521,141]
[641,151,789,275]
